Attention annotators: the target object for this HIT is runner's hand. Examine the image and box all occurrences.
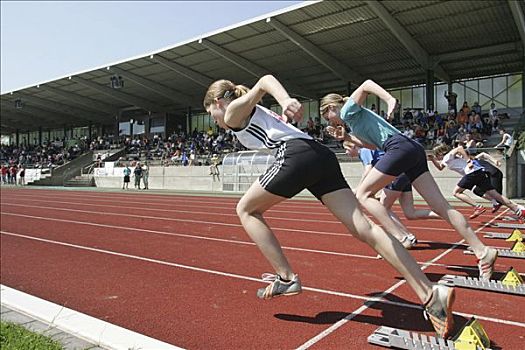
[325,126,346,140]
[281,98,303,123]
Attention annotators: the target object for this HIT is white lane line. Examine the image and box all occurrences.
[1,192,488,218]
[0,202,461,236]
[0,284,183,350]
[0,206,351,237]
[295,208,510,350]
[1,197,481,229]
[2,229,523,331]
[1,198,339,224]
[1,212,495,273]
[0,212,377,260]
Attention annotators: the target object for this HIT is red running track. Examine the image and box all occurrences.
[1,187,524,349]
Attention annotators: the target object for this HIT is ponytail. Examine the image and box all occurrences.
[203,79,250,108]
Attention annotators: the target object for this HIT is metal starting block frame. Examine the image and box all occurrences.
[482,232,511,239]
[463,249,525,259]
[367,326,457,350]
[439,275,525,296]
[489,222,525,229]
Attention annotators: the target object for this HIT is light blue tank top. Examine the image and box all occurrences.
[341,98,400,150]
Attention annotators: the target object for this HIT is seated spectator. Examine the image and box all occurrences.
[460,101,470,115]
[457,108,468,128]
[472,101,481,116]
[495,128,513,150]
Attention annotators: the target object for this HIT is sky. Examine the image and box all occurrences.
[0,1,304,94]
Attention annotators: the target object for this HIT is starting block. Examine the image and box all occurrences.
[501,267,524,288]
[439,272,525,296]
[452,317,491,350]
[464,241,525,259]
[510,240,525,252]
[482,229,523,241]
[489,222,525,229]
[368,317,491,350]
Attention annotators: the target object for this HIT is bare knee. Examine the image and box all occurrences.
[236,200,249,219]
[404,211,418,220]
[355,189,373,205]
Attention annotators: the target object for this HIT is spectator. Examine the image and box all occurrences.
[18,166,26,186]
[495,128,513,150]
[142,162,149,190]
[9,164,18,185]
[122,164,131,190]
[444,90,457,115]
[460,101,470,116]
[1,164,7,184]
[472,101,481,116]
[134,162,143,189]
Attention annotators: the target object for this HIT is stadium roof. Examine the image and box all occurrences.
[1,0,524,133]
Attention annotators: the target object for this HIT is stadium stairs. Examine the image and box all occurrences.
[29,151,94,187]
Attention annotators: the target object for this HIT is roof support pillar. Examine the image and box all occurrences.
[16,129,19,147]
[38,127,42,147]
[187,106,192,134]
[508,0,525,49]
[522,55,525,113]
[366,0,449,82]
[426,69,434,111]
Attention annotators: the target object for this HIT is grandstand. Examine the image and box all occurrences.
[3,2,525,350]
[1,1,524,196]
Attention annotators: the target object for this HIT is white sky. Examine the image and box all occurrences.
[0,1,303,93]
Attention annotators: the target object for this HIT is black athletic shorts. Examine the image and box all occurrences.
[374,133,428,182]
[457,169,494,192]
[385,173,412,192]
[124,175,130,183]
[259,138,349,200]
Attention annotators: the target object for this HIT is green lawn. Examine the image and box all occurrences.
[0,321,63,350]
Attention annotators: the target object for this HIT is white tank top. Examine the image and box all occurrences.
[232,105,312,150]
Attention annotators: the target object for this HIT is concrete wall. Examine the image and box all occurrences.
[94,160,508,200]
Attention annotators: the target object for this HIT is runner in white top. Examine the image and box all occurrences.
[429,144,524,220]
[203,75,454,338]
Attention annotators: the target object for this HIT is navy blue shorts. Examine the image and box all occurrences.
[374,134,428,182]
[386,173,412,192]
[458,169,494,192]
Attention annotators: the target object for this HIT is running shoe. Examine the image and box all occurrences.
[257,273,302,299]
[477,247,498,280]
[469,206,486,219]
[423,284,455,339]
[400,235,417,249]
[515,207,525,223]
[491,202,502,214]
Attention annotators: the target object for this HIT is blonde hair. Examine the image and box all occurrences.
[203,79,250,109]
[319,93,349,116]
[433,143,450,157]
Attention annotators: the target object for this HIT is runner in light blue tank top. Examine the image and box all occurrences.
[340,97,400,150]
[321,79,502,314]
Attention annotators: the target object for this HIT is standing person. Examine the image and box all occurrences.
[142,161,149,190]
[18,166,26,186]
[133,162,143,189]
[204,75,455,338]
[320,79,502,282]
[1,164,7,185]
[122,164,131,190]
[9,164,17,185]
[444,90,457,116]
[429,144,524,220]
